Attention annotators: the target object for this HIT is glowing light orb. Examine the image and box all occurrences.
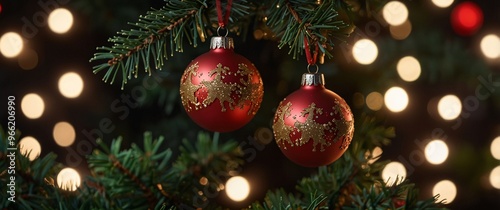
[432,0,454,8]
[389,20,412,40]
[382,161,406,186]
[384,87,409,112]
[58,72,84,98]
[19,136,41,161]
[437,95,462,120]
[352,39,378,65]
[0,32,23,58]
[366,92,384,111]
[368,146,383,164]
[451,2,483,36]
[383,1,409,26]
[225,176,250,201]
[491,136,500,160]
[480,34,500,59]
[48,8,74,34]
[425,140,449,165]
[57,168,81,191]
[397,56,421,82]
[18,48,39,70]
[21,93,45,119]
[432,180,457,203]
[53,121,76,147]
[490,166,500,189]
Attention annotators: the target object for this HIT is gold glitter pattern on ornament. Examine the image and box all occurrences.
[273,101,294,149]
[294,103,331,152]
[333,99,354,150]
[237,63,264,115]
[180,62,202,111]
[201,63,238,111]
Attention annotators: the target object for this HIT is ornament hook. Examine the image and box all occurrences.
[217,27,229,37]
[307,64,319,74]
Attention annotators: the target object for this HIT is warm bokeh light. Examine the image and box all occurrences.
[366,92,384,111]
[353,92,365,109]
[225,176,250,201]
[0,32,23,58]
[491,136,500,160]
[425,140,449,165]
[432,180,457,203]
[368,146,383,164]
[21,93,45,119]
[451,2,483,36]
[53,121,76,147]
[18,48,39,70]
[480,34,500,59]
[48,8,74,34]
[383,1,409,26]
[490,166,500,189]
[57,168,81,191]
[58,72,84,98]
[352,39,378,65]
[432,0,454,8]
[382,161,406,186]
[19,136,41,161]
[397,56,421,82]
[384,87,409,112]
[389,19,412,40]
[437,95,462,120]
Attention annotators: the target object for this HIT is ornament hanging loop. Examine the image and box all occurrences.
[307,64,319,74]
[216,27,229,37]
[304,35,320,72]
[215,0,232,31]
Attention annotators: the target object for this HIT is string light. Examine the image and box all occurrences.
[437,95,462,120]
[384,87,409,112]
[58,72,84,98]
[18,48,39,70]
[480,34,500,59]
[397,56,421,82]
[53,122,76,147]
[0,32,23,58]
[382,161,406,186]
[352,39,378,65]
[491,136,500,160]
[21,93,45,119]
[366,92,384,111]
[451,2,483,36]
[19,136,41,161]
[389,20,412,40]
[225,176,250,201]
[432,0,454,8]
[367,146,383,164]
[383,1,409,26]
[57,168,81,191]
[48,8,74,34]
[432,180,457,203]
[490,166,500,189]
[425,140,449,165]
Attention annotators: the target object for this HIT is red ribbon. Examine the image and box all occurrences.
[216,0,233,28]
[304,36,319,65]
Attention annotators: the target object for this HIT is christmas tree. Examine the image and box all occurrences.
[1,0,500,209]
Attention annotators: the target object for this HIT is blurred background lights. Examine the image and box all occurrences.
[451,2,483,36]
[225,176,250,201]
[48,8,74,34]
[21,93,45,119]
[432,0,454,8]
[0,32,23,58]
[432,180,457,204]
[480,34,500,59]
[368,146,383,164]
[53,122,76,147]
[383,1,409,26]
[366,91,384,111]
[57,168,81,191]
[425,140,449,165]
[397,56,421,82]
[352,39,378,65]
[382,161,406,186]
[384,87,409,112]
[17,48,39,70]
[490,166,500,189]
[491,136,500,160]
[19,136,41,161]
[389,20,412,40]
[58,72,84,98]
[437,95,462,120]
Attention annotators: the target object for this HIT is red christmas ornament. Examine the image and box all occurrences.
[451,1,483,36]
[273,73,354,167]
[180,36,264,132]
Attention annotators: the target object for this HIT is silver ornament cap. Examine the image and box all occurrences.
[301,73,325,86]
[210,36,234,49]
